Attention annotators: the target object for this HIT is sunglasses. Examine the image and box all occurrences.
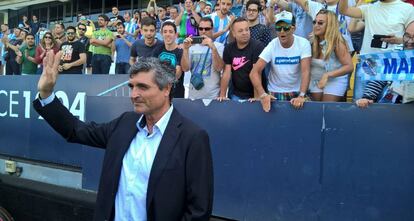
[66,32,76,35]
[198,27,212,31]
[275,25,291,32]
[44,36,52,39]
[78,28,86,31]
[312,20,324,26]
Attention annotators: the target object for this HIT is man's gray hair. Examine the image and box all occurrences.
[129,57,177,96]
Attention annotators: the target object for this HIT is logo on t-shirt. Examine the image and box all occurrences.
[232,56,249,71]
[61,45,73,61]
[274,56,300,65]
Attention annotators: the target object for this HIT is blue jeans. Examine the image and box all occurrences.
[115,62,130,75]
[92,54,111,74]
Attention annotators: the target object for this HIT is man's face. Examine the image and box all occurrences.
[129,72,171,115]
[220,0,232,15]
[141,25,156,41]
[1,25,7,32]
[185,0,193,11]
[54,24,64,34]
[134,12,140,19]
[141,12,149,19]
[26,35,35,46]
[98,17,108,28]
[162,25,176,45]
[112,7,119,15]
[158,8,166,18]
[66,29,76,41]
[404,22,414,50]
[78,25,86,36]
[246,4,260,22]
[232,21,250,44]
[20,31,26,39]
[275,21,295,45]
[170,8,178,19]
[198,21,214,39]
[32,16,38,22]
[260,0,266,9]
[14,28,21,37]
[117,25,125,35]
[215,5,220,12]
[124,14,131,22]
[204,6,212,15]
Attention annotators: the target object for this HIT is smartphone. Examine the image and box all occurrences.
[373,34,392,39]
[192,36,204,44]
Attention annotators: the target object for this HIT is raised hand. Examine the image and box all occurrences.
[37,50,62,99]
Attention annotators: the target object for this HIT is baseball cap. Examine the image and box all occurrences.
[275,11,294,25]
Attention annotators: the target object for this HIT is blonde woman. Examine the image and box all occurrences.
[309,9,353,102]
[34,32,60,74]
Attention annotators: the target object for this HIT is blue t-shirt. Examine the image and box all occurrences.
[115,34,135,63]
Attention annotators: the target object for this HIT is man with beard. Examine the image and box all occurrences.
[355,21,414,108]
[53,23,66,47]
[245,0,272,46]
[152,21,185,98]
[58,26,86,74]
[218,17,265,101]
[206,0,234,44]
[130,17,164,65]
[249,11,311,112]
[108,6,125,32]
[16,33,38,75]
[77,23,92,74]
[90,15,113,74]
[113,22,134,74]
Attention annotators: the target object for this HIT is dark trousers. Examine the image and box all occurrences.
[92,54,111,74]
[5,60,21,75]
[115,62,130,74]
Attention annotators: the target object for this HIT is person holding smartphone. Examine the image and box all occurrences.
[181,17,225,99]
[112,22,134,74]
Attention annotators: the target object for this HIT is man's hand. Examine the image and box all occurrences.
[200,35,214,49]
[381,35,402,45]
[216,96,229,102]
[356,98,373,108]
[38,51,62,99]
[290,96,305,109]
[62,63,72,70]
[259,93,276,112]
[183,37,193,49]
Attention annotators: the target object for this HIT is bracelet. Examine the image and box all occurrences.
[260,92,268,99]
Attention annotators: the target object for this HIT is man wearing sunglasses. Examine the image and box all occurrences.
[58,26,86,74]
[181,17,225,99]
[250,11,311,112]
[77,24,92,74]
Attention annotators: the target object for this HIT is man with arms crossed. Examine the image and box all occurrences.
[34,54,213,220]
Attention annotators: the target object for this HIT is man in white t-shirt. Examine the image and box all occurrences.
[294,0,355,52]
[250,11,311,112]
[182,17,225,99]
[339,0,414,55]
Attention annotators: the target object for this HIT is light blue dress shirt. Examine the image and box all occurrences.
[114,105,174,221]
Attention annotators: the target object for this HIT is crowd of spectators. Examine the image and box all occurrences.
[1,0,414,109]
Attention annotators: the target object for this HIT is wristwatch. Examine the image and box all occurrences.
[298,92,306,98]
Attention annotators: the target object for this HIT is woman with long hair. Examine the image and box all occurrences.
[34,32,60,74]
[309,10,353,102]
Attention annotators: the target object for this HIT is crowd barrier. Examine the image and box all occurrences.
[0,75,414,220]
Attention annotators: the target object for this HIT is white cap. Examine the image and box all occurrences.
[275,11,293,25]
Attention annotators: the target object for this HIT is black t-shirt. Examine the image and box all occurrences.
[223,39,265,99]
[152,45,185,98]
[109,15,125,31]
[78,36,90,51]
[60,40,86,74]
[130,39,164,58]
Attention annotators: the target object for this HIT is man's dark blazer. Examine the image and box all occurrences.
[33,97,214,221]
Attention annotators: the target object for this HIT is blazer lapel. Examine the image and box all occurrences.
[146,108,183,212]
